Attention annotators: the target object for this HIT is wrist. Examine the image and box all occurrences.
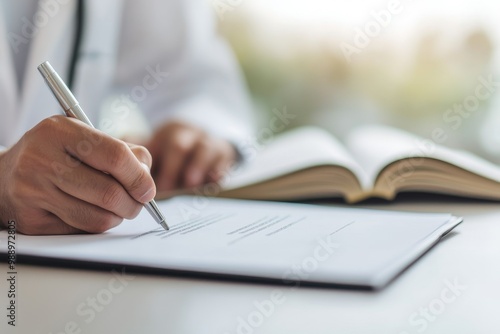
[0,149,10,229]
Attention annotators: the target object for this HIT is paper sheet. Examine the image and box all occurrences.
[0,197,462,289]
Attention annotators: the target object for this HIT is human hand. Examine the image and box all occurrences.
[146,121,237,192]
[0,116,156,235]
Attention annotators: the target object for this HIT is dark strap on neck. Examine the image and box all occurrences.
[68,0,84,90]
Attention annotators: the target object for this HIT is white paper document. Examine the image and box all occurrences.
[0,197,462,289]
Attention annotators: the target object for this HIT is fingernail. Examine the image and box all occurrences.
[188,170,203,187]
[140,187,155,203]
[141,162,151,174]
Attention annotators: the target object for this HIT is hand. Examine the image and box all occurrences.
[146,121,237,192]
[0,116,156,235]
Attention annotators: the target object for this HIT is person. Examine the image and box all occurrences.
[0,0,254,235]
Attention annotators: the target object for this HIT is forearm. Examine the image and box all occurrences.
[0,148,9,230]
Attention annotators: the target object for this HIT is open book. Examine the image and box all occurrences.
[211,126,500,203]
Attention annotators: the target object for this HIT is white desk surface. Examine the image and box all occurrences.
[2,199,499,334]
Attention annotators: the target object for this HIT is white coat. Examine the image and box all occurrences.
[0,0,253,153]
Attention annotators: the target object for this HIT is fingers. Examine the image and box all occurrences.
[0,116,156,235]
[147,121,238,192]
[128,143,153,170]
[208,139,237,183]
[57,117,156,203]
[17,213,84,236]
[154,125,201,191]
[50,160,143,220]
[183,138,218,188]
[43,187,123,234]
[206,154,232,184]
[184,136,237,187]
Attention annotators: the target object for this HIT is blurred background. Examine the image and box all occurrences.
[209,0,500,163]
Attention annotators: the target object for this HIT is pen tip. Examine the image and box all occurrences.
[160,221,170,231]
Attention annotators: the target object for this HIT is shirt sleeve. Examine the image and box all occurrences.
[113,0,256,161]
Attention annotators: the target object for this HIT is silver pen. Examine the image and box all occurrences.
[38,61,169,231]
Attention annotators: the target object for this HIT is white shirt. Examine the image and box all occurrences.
[0,0,38,92]
[0,0,254,156]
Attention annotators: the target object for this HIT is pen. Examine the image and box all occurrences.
[38,61,170,231]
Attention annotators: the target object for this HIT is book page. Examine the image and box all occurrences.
[0,196,461,289]
[345,125,500,183]
[224,127,372,191]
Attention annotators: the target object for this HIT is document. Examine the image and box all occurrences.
[0,197,462,289]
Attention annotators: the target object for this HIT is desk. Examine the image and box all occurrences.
[2,199,500,334]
